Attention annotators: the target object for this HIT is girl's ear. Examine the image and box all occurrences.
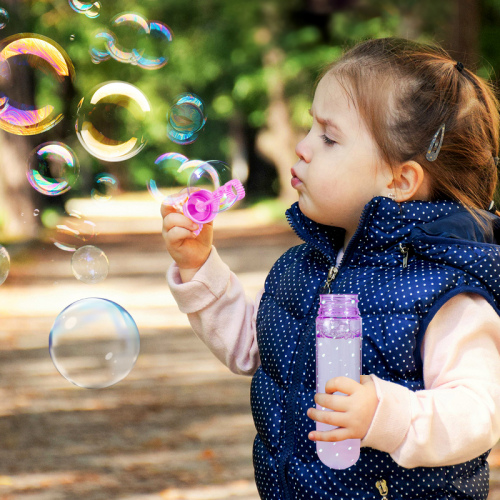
[388,161,431,202]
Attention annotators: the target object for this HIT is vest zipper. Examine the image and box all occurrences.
[278,203,374,498]
[376,479,389,498]
[320,266,339,294]
[399,243,409,268]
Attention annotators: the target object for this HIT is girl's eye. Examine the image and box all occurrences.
[321,134,336,146]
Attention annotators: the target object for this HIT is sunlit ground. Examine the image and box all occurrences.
[0,198,295,499]
[0,197,499,499]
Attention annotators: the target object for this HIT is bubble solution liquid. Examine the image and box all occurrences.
[316,294,362,469]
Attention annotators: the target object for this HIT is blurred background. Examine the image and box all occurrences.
[0,0,499,499]
[1,0,500,241]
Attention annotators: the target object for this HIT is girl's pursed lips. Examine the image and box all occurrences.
[291,168,302,189]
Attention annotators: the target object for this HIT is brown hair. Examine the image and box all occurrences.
[322,37,500,224]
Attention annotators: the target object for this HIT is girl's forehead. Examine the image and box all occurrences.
[312,74,359,129]
[314,74,355,113]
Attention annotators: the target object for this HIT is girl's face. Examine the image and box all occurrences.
[292,73,392,244]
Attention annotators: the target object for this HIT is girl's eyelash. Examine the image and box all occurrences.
[321,134,336,146]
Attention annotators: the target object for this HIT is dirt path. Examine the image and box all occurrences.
[0,218,498,499]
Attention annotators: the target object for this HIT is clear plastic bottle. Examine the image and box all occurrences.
[315,293,362,469]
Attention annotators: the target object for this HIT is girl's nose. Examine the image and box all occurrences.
[295,136,311,163]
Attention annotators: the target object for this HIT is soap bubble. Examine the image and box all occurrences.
[75,81,150,162]
[68,0,101,18]
[27,142,80,196]
[52,210,96,252]
[147,152,190,202]
[0,34,75,135]
[0,8,9,29]
[71,245,109,284]
[89,30,113,64]
[89,14,173,70]
[187,160,231,194]
[167,93,207,145]
[135,21,173,70]
[91,173,119,202]
[107,12,150,65]
[49,298,140,389]
[0,245,10,285]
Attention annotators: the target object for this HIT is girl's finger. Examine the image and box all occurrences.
[160,202,180,219]
[163,212,198,233]
[308,426,354,442]
[307,407,349,428]
[163,225,198,244]
[314,393,349,412]
[324,376,360,396]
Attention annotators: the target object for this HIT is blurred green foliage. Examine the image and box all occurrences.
[2,0,500,200]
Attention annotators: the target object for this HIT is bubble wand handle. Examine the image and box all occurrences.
[194,179,246,211]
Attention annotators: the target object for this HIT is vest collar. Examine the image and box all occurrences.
[285,196,484,262]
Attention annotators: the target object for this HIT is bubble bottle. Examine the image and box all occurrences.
[315,293,362,469]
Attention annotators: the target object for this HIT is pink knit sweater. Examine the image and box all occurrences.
[168,246,500,469]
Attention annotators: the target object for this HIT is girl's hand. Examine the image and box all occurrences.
[307,375,378,442]
[161,203,213,282]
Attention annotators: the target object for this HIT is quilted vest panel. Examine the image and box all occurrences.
[251,198,500,500]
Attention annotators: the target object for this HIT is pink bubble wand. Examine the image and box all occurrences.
[165,179,245,235]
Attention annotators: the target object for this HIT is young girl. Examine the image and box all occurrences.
[162,37,500,499]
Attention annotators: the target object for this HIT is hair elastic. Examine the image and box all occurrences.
[426,123,446,162]
[455,61,465,72]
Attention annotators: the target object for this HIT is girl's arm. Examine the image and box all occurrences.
[361,292,500,468]
[167,246,261,376]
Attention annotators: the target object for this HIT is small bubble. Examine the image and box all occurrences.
[167,93,207,145]
[91,173,119,202]
[33,209,40,216]
[70,34,76,41]
[27,142,80,196]
[0,8,9,30]
[71,245,109,284]
[0,245,10,285]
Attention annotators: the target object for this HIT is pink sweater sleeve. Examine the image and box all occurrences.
[167,246,261,376]
[361,292,500,468]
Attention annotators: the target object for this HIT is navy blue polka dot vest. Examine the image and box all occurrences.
[252,197,500,500]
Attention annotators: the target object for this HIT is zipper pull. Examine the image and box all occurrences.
[319,266,338,294]
[399,243,409,269]
[376,479,389,497]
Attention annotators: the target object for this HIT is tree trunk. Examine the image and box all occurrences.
[444,0,480,69]
[0,0,38,241]
[255,47,298,205]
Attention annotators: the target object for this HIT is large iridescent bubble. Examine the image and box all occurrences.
[0,34,75,136]
[27,142,80,196]
[49,298,140,389]
[75,81,150,162]
[167,93,207,145]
